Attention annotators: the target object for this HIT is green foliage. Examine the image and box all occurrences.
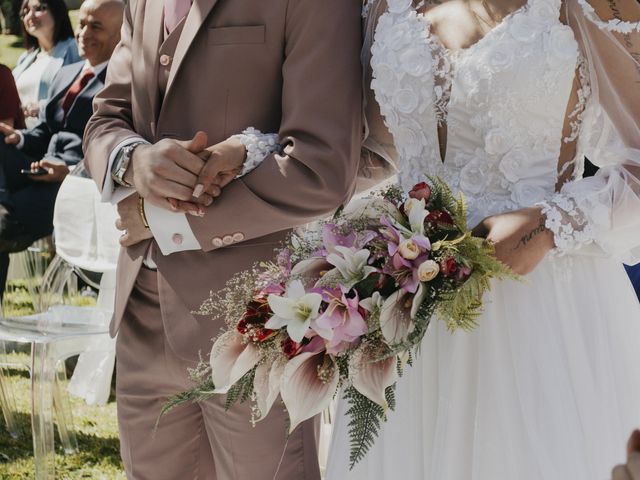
[224,366,256,411]
[344,385,396,469]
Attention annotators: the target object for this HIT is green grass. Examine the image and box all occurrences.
[0,279,125,478]
[0,34,23,70]
[0,10,79,70]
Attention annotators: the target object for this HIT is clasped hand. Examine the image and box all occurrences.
[116,131,246,246]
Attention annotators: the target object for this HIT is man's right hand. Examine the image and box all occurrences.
[0,122,20,145]
[126,131,221,215]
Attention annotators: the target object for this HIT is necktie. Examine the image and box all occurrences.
[164,0,192,34]
[61,69,95,118]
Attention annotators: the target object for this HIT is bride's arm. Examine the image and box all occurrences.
[478,0,640,275]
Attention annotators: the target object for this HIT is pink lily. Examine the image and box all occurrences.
[315,288,368,354]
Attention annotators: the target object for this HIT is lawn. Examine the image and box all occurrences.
[0,33,22,70]
[0,279,125,478]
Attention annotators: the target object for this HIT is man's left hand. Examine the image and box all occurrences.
[29,159,70,182]
[116,193,154,247]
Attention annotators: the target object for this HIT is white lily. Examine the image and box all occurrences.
[406,198,428,236]
[265,280,322,343]
[326,246,377,289]
[359,291,383,314]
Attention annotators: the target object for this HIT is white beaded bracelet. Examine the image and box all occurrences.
[233,127,280,178]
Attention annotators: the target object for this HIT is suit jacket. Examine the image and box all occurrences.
[13,37,82,102]
[21,61,108,167]
[84,0,363,344]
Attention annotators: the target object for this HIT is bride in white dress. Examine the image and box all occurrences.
[326,0,640,478]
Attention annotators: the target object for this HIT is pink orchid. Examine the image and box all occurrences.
[314,288,368,354]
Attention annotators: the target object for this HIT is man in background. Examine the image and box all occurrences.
[0,0,124,299]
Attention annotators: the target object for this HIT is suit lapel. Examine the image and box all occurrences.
[64,64,107,125]
[45,63,83,125]
[165,0,220,98]
[139,0,164,127]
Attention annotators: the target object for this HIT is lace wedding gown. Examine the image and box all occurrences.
[326,0,640,478]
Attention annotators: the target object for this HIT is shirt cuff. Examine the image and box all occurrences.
[16,131,25,150]
[145,202,202,255]
[102,136,149,202]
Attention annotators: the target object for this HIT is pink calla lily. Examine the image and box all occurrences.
[351,352,398,408]
[210,331,262,393]
[379,290,414,344]
[280,351,339,433]
[253,358,286,420]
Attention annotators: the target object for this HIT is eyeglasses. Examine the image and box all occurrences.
[21,4,49,19]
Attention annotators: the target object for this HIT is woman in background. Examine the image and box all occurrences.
[12,0,79,127]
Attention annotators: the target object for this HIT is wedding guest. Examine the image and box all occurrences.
[12,0,79,127]
[0,0,123,299]
[0,64,26,128]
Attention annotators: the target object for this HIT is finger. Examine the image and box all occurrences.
[147,178,198,202]
[205,184,221,198]
[115,218,125,231]
[5,134,19,145]
[628,452,640,479]
[629,430,640,457]
[612,465,632,480]
[179,131,208,155]
[193,156,233,198]
[171,200,205,216]
[157,162,200,189]
[119,232,130,247]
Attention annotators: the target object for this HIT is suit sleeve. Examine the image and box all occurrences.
[83,0,140,191]
[187,0,363,252]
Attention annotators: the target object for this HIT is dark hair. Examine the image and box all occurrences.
[20,0,75,50]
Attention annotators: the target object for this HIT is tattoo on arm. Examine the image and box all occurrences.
[514,217,548,250]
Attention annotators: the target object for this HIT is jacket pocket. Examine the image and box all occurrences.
[208,25,265,45]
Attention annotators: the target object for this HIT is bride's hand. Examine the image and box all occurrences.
[472,206,555,275]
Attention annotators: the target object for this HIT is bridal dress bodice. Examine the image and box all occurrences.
[365,0,640,262]
[370,0,582,228]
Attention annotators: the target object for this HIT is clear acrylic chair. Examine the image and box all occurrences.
[0,306,111,479]
[0,164,119,479]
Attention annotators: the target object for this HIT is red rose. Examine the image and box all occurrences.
[282,338,301,359]
[236,319,249,334]
[254,328,276,342]
[409,182,431,202]
[243,297,273,325]
[426,209,454,226]
[440,257,459,277]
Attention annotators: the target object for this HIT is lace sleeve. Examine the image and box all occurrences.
[539,0,640,263]
[232,128,280,178]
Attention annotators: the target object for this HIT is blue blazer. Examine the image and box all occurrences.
[20,61,107,167]
[12,37,81,102]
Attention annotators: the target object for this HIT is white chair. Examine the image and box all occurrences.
[0,166,120,479]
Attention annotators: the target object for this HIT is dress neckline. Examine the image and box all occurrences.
[416,0,533,59]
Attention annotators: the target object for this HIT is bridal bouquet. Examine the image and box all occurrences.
[162,179,514,467]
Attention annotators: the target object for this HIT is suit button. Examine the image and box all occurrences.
[232,232,244,242]
[211,237,223,248]
[172,233,183,245]
[222,235,234,245]
[159,54,171,66]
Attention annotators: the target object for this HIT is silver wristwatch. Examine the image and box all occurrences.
[111,142,145,187]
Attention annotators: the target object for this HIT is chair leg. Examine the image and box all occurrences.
[0,365,19,439]
[31,342,56,480]
[0,340,20,439]
[52,362,77,454]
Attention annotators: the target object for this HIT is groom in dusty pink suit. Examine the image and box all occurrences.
[83,0,363,478]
